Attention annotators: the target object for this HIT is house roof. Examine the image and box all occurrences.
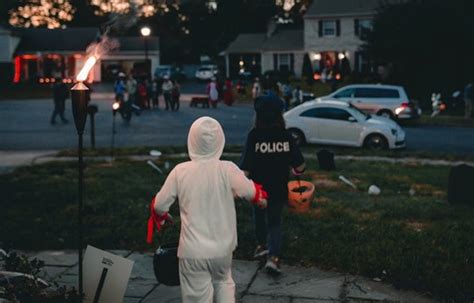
[15,27,100,53]
[15,28,159,54]
[225,33,266,53]
[305,0,397,17]
[225,29,304,54]
[262,29,304,51]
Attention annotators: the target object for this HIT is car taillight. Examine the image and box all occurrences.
[400,102,409,107]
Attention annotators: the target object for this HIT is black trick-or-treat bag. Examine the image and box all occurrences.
[147,198,180,286]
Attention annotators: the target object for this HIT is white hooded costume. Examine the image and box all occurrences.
[154,116,257,303]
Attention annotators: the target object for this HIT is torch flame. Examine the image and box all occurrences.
[76,56,97,82]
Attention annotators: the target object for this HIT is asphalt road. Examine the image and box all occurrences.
[0,93,473,154]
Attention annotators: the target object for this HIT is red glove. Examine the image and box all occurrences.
[146,198,172,244]
[252,182,268,209]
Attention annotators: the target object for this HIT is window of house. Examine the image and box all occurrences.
[356,52,372,74]
[322,20,336,36]
[278,53,290,71]
[357,19,373,39]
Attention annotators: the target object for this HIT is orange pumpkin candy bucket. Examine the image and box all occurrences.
[287,180,315,213]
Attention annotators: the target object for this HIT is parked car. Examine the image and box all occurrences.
[154,65,186,81]
[195,65,218,81]
[318,84,421,120]
[284,100,406,150]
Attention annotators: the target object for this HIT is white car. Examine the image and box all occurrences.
[318,84,421,120]
[195,65,218,81]
[284,100,406,149]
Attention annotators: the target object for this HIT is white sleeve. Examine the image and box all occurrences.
[227,162,255,201]
[154,168,178,215]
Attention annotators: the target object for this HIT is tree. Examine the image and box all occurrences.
[365,0,474,104]
[8,0,75,29]
[274,0,312,25]
[6,0,179,29]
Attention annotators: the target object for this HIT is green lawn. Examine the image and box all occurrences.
[55,145,474,163]
[1,157,473,301]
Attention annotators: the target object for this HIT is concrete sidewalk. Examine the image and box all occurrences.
[23,250,434,303]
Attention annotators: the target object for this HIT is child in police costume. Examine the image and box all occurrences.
[148,116,268,303]
[240,91,306,274]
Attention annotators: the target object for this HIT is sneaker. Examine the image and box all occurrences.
[253,245,269,259]
[265,256,281,275]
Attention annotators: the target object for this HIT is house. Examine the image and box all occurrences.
[0,26,21,84]
[1,27,159,84]
[304,0,392,76]
[225,0,395,79]
[224,27,305,78]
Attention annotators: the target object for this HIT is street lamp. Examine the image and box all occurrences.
[140,26,151,76]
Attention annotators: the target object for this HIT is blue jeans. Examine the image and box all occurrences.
[253,198,284,258]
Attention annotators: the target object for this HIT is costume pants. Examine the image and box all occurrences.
[51,99,66,123]
[164,92,172,110]
[254,197,284,257]
[465,98,473,119]
[179,254,235,303]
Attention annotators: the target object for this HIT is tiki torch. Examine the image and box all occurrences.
[71,55,96,301]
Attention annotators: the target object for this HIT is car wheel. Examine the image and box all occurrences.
[377,110,394,120]
[288,129,306,146]
[364,134,388,150]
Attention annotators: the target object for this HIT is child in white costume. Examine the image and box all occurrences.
[149,116,268,303]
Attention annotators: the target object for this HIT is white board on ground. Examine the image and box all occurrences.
[83,245,134,303]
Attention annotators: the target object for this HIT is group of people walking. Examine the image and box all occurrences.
[149,80,305,303]
[114,73,181,112]
[206,77,235,108]
[251,77,304,110]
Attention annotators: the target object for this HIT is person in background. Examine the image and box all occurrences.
[148,116,268,302]
[126,73,138,107]
[207,77,219,108]
[240,90,305,276]
[151,77,160,109]
[223,78,234,106]
[292,85,303,106]
[237,79,246,95]
[171,80,181,111]
[114,72,127,103]
[464,80,473,119]
[50,77,69,125]
[162,75,173,111]
[252,77,261,101]
[282,81,292,110]
[137,78,149,109]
